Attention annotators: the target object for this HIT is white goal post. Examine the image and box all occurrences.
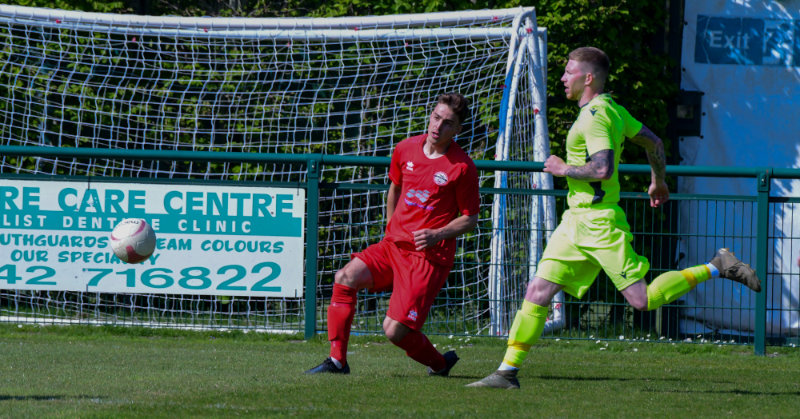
[0,5,559,336]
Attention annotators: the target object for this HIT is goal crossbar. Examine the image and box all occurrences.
[0,22,544,41]
[0,5,533,29]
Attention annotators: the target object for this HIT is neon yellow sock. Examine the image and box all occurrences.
[502,300,548,368]
[646,265,711,310]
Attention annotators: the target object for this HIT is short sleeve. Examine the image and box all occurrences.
[621,107,643,138]
[388,144,404,185]
[456,161,481,216]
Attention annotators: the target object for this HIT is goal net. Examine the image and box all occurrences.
[0,5,551,336]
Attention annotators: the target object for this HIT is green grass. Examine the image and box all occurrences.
[0,324,798,418]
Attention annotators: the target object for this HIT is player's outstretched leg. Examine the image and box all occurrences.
[710,248,761,292]
[390,325,457,376]
[640,247,762,312]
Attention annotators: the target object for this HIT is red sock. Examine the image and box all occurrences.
[327,283,358,364]
[394,330,445,371]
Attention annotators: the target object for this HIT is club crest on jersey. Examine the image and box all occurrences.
[433,171,448,186]
[405,161,414,171]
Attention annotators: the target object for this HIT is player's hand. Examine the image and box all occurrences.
[413,228,441,251]
[648,180,670,208]
[543,155,568,177]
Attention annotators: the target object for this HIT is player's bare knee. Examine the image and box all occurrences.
[334,259,372,290]
[629,299,649,311]
[382,318,399,342]
[334,268,358,288]
[524,277,562,306]
[621,281,649,311]
[383,317,409,343]
[333,269,348,285]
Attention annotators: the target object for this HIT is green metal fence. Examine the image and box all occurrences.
[2,146,799,356]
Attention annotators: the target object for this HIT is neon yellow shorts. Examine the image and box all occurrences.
[535,205,649,298]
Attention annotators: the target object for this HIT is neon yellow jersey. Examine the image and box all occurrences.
[565,94,642,208]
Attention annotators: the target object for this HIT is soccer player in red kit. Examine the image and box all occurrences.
[305,93,480,376]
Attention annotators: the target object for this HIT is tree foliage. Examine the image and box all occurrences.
[7,0,675,179]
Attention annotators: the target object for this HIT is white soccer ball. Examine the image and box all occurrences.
[110,218,156,264]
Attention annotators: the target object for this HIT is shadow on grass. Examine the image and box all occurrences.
[0,395,98,401]
[387,373,683,381]
[387,372,487,379]
[535,374,684,382]
[642,388,800,396]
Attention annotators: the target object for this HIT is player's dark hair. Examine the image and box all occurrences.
[569,47,610,85]
[437,93,470,125]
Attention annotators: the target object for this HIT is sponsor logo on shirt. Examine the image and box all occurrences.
[433,171,448,186]
[590,107,598,116]
[407,189,430,203]
[405,161,414,171]
[405,189,434,211]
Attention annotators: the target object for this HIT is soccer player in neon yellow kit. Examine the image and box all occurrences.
[468,46,762,389]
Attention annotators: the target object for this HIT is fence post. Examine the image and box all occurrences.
[304,159,320,339]
[754,169,771,355]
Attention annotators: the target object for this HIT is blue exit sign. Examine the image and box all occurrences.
[695,15,800,67]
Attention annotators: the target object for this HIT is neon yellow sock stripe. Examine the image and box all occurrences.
[502,301,548,368]
[646,265,713,311]
[681,270,698,289]
[503,348,528,368]
[680,264,710,288]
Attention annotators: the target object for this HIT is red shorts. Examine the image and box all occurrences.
[353,240,451,331]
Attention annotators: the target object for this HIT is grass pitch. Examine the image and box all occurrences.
[0,324,798,417]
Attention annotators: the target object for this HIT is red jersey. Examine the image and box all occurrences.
[385,134,480,266]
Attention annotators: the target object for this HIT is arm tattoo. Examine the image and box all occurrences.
[632,126,666,182]
[565,149,614,180]
[646,145,666,182]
